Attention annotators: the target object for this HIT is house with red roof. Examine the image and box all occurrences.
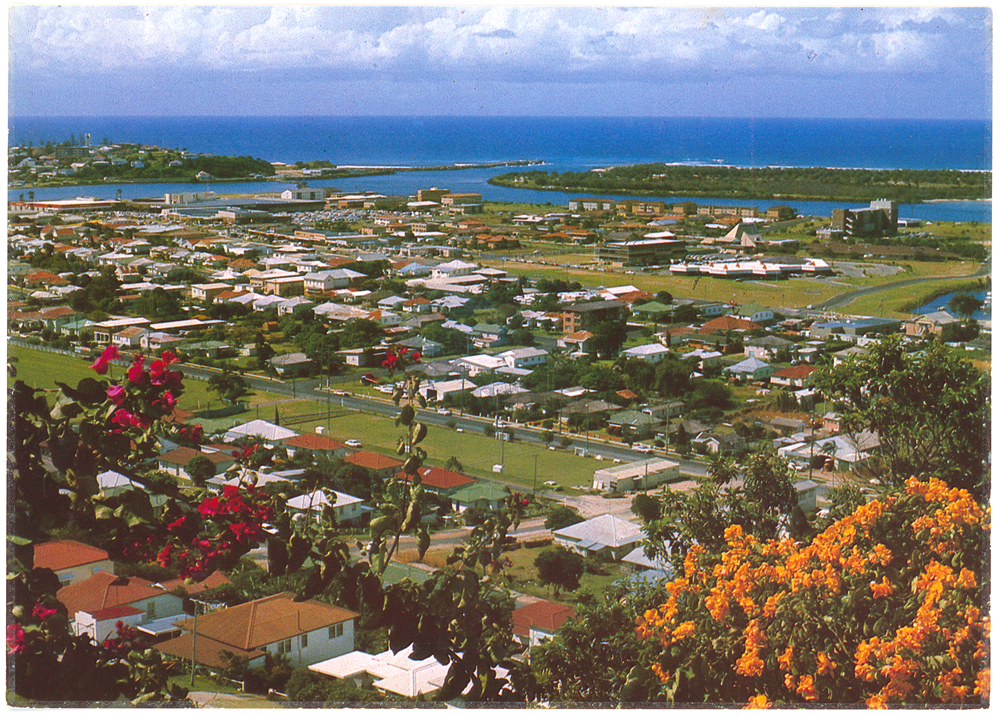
[699,315,763,335]
[344,451,405,478]
[158,592,359,669]
[57,572,186,642]
[769,364,818,389]
[34,540,113,587]
[512,600,576,648]
[397,465,476,498]
[284,432,349,459]
[157,446,236,481]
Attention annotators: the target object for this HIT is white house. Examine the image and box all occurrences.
[287,490,369,525]
[224,419,299,447]
[159,593,359,670]
[552,514,646,561]
[621,343,672,363]
[497,346,549,369]
[97,468,170,508]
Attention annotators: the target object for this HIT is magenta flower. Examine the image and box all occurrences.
[90,356,110,374]
[112,409,145,429]
[127,363,145,384]
[101,345,120,362]
[161,350,178,365]
[106,384,127,405]
[158,390,177,409]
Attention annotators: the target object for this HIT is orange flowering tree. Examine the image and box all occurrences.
[635,477,988,707]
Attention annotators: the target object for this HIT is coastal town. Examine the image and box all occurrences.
[8,143,990,706]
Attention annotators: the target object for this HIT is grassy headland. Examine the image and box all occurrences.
[489,164,991,203]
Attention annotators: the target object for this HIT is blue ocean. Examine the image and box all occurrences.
[8,116,992,222]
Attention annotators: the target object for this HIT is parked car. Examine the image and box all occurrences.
[360,373,379,386]
[345,439,362,448]
[437,408,452,416]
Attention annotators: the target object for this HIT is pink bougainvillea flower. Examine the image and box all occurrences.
[6,624,27,654]
[111,408,145,429]
[127,363,145,384]
[101,345,120,362]
[90,356,111,375]
[106,384,127,405]
[157,390,177,409]
[32,603,57,621]
[161,350,178,365]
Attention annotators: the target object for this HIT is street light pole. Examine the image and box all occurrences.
[190,597,213,688]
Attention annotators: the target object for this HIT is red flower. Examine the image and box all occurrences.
[32,603,57,621]
[411,351,421,362]
[90,356,111,375]
[161,350,178,365]
[6,624,27,654]
[166,516,187,532]
[106,384,127,405]
[157,390,177,409]
[189,425,203,443]
[127,363,145,384]
[198,495,224,516]
[112,408,145,429]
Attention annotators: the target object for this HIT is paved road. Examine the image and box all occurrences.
[815,261,990,311]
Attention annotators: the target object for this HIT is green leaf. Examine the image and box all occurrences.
[417,526,431,561]
[267,537,289,577]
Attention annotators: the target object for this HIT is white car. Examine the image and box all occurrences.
[437,408,452,416]
[345,439,362,448]
[633,443,653,453]
[543,481,558,487]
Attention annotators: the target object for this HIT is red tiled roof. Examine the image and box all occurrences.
[284,434,346,452]
[512,600,575,638]
[171,592,358,652]
[345,451,404,472]
[34,540,109,572]
[771,364,818,379]
[158,570,232,595]
[57,572,166,616]
[699,316,762,334]
[158,633,264,669]
[399,465,476,491]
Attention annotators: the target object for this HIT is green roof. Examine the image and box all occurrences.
[449,483,509,502]
[632,301,673,315]
[608,410,658,425]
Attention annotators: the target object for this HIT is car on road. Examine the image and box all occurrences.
[633,443,653,453]
[543,481,558,487]
[331,389,347,396]
[345,439,362,448]
[437,408,452,415]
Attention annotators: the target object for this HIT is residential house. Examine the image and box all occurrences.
[271,352,313,377]
[449,482,509,514]
[344,451,405,479]
[471,322,508,348]
[722,357,774,382]
[592,458,680,493]
[283,433,349,459]
[157,447,236,481]
[224,420,299,447]
[744,335,795,361]
[641,402,685,422]
[512,600,576,648]
[557,330,594,355]
[57,572,185,642]
[681,348,724,371]
[621,342,671,363]
[159,593,359,670]
[691,431,747,456]
[553,514,645,561]
[400,465,476,502]
[497,346,549,369]
[770,364,818,389]
[190,283,233,302]
[606,410,660,440]
[304,269,366,295]
[34,540,114,587]
[397,335,444,359]
[734,303,775,325]
[97,468,170,508]
[287,490,369,526]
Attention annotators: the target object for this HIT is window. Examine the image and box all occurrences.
[276,638,292,655]
[301,633,308,649]
[328,623,344,639]
[147,601,157,620]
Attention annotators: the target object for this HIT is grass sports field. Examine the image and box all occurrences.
[8,345,606,491]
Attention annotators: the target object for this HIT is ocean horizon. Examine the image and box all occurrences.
[9,115,992,171]
[8,115,992,223]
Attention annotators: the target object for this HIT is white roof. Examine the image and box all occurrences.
[554,514,645,549]
[224,420,299,442]
[287,490,363,511]
[623,343,670,357]
[621,546,672,572]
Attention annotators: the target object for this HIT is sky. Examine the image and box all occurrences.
[7,5,994,119]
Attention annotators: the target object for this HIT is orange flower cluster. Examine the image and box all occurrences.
[635,477,988,706]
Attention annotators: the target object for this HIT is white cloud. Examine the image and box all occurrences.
[9,5,989,87]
